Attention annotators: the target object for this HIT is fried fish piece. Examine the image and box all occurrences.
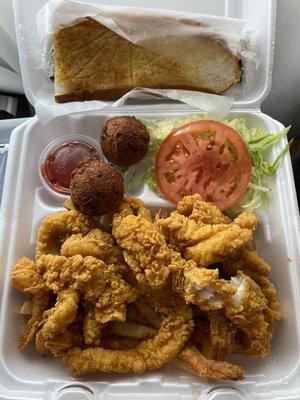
[37,255,137,323]
[157,195,258,266]
[113,214,172,289]
[171,264,236,311]
[176,194,231,225]
[182,221,253,266]
[221,252,281,357]
[157,212,230,252]
[225,272,271,357]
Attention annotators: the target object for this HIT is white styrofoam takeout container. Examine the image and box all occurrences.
[0,1,299,400]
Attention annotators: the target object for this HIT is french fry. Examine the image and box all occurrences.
[126,303,151,326]
[101,336,141,350]
[135,301,162,329]
[19,300,33,315]
[109,321,156,339]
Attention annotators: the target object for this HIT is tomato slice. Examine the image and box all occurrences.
[155,120,252,211]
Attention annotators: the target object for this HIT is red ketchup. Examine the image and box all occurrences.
[41,141,100,195]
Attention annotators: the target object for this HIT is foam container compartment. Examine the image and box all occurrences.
[1,111,300,400]
[0,0,299,399]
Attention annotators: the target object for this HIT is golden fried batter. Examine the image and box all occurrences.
[158,207,256,266]
[83,307,102,345]
[11,194,281,380]
[11,257,46,294]
[113,197,152,227]
[113,215,172,289]
[61,228,123,265]
[157,212,230,251]
[183,221,253,266]
[225,272,271,357]
[41,289,79,339]
[179,345,244,380]
[36,323,83,357]
[63,305,193,375]
[11,257,52,349]
[176,194,231,225]
[19,292,52,350]
[208,310,237,360]
[36,210,101,259]
[37,254,137,323]
[171,265,236,311]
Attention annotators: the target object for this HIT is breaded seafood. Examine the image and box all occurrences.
[11,195,281,380]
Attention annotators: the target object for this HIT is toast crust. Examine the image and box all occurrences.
[54,81,240,103]
[53,17,242,103]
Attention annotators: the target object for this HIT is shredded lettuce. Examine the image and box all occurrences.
[122,116,291,212]
[225,118,291,212]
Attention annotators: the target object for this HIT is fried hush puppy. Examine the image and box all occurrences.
[101,116,150,166]
[70,160,124,215]
[10,195,281,381]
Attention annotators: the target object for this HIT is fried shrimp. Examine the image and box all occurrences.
[19,292,52,350]
[35,323,83,357]
[179,345,244,380]
[11,194,281,381]
[208,310,237,360]
[41,289,79,339]
[11,257,46,294]
[61,229,123,265]
[36,210,100,259]
[63,305,193,375]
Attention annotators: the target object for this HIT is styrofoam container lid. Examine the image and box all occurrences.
[13,0,276,111]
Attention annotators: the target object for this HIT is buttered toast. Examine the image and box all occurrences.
[53,17,242,103]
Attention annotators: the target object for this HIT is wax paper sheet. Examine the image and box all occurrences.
[34,0,246,124]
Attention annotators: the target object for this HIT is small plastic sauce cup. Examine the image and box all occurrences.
[39,134,102,200]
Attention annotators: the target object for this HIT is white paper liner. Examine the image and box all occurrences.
[34,0,245,124]
[36,88,234,125]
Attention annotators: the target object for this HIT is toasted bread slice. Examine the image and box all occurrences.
[53,17,242,103]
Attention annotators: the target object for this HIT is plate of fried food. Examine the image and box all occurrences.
[0,111,299,400]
